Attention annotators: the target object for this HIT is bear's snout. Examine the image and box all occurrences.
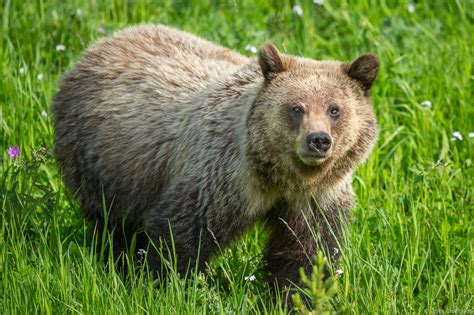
[307,132,332,155]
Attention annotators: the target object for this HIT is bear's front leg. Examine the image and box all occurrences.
[142,179,218,278]
[264,201,318,290]
[141,176,251,278]
[264,192,353,301]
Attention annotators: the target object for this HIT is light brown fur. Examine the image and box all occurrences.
[52,24,379,299]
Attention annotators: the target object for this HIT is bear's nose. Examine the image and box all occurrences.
[307,132,332,153]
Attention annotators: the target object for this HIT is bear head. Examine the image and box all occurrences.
[246,43,379,193]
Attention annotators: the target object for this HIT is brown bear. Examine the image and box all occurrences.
[52,25,378,293]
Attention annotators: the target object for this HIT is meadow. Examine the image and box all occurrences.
[1,0,473,313]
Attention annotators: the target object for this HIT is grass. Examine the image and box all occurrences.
[1,0,473,313]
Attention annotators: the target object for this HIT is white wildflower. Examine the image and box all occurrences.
[313,0,323,5]
[19,67,25,74]
[56,44,65,51]
[333,247,339,255]
[335,268,343,276]
[244,275,256,281]
[420,100,432,108]
[468,132,474,138]
[76,9,82,17]
[450,131,463,141]
[137,248,147,255]
[436,159,441,166]
[292,5,303,17]
[407,3,415,13]
[37,73,43,81]
[41,110,47,117]
[244,44,257,54]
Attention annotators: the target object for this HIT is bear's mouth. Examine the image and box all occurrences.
[289,154,328,177]
[298,154,328,166]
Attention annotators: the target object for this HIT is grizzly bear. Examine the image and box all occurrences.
[52,25,378,293]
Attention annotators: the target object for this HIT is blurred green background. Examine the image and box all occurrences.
[1,1,472,313]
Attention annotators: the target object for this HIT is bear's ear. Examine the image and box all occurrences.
[343,53,380,92]
[258,43,285,81]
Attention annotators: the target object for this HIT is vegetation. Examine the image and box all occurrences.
[1,0,472,313]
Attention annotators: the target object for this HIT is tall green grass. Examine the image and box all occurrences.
[1,0,473,313]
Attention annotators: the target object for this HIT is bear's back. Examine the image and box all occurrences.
[52,25,248,221]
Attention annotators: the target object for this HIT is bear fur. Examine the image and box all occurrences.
[52,25,379,290]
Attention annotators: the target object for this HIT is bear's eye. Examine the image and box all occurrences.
[328,105,340,118]
[291,103,305,115]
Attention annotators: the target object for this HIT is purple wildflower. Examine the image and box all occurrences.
[98,27,107,34]
[40,146,47,153]
[7,146,20,159]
